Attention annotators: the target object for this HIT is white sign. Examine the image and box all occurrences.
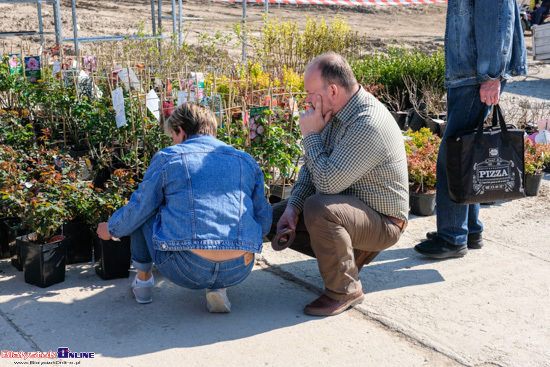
[52,61,61,77]
[111,87,127,128]
[146,89,160,121]
[118,66,141,92]
[177,90,195,106]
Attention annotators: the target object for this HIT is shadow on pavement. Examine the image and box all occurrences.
[0,260,317,359]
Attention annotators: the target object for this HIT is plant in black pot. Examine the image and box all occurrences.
[404,76,446,135]
[0,145,32,265]
[524,137,550,196]
[404,128,441,216]
[18,189,70,288]
[14,147,81,287]
[58,154,96,265]
[86,168,138,280]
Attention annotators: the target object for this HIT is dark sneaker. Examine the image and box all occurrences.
[426,231,483,249]
[414,236,468,259]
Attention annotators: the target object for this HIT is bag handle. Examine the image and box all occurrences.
[474,104,510,145]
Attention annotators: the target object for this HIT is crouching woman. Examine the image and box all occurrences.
[97,102,272,312]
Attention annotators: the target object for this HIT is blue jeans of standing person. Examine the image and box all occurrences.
[532,7,548,25]
[435,81,506,245]
[130,215,255,289]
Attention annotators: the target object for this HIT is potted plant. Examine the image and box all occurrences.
[404,128,441,216]
[17,187,69,288]
[55,154,97,265]
[524,137,550,196]
[86,168,137,280]
[217,109,303,203]
[0,144,31,265]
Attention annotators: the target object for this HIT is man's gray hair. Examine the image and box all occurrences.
[308,52,358,93]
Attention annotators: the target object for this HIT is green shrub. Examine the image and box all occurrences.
[252,15,368,74]
[351,46,445,111]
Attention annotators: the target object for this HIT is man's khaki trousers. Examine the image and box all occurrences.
[268,194,403,301]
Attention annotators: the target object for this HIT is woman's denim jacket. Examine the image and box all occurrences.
[108,134,272,254]
[445,0,528,88]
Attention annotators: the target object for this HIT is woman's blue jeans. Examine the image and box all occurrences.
[435,82,505,245]
[130,215,254,289]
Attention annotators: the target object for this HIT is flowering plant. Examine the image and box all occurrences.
[25,57,40,71]
[83,56,97,73]
[404,128,441,193]
[524,137,550,175]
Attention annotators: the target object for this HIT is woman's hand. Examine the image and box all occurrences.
[96,222,112,241]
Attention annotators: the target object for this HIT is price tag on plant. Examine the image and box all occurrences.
[8,54,22,75]
[145,89,160,121]
[24,56,41,83]
[111,87,127,128]
[118,66,141,92]
[177,90,195,106]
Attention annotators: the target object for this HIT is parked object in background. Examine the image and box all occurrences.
[533,22,550,60]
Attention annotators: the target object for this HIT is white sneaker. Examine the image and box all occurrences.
[132,274,154,304]
[206,288,231,313]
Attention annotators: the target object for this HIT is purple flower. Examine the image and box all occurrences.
[25,57,39,71]
[256,125,265,135]
[83,56,97,71]
[250,130,257,140]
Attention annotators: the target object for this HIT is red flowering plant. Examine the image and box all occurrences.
[524,137,550,175]
[404,127,441,193]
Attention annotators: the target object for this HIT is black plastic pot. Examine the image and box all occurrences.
[410,191,436,216]
[0,218,27,270]
[63,222,93,264]
[269,184,293,204]
[407,109,426,132]
[18,234,68,288]
[425,118,441,136]
[92,232,131,280]
[0,217,17,258]
[525,174,543,196]
[391,111,409,131]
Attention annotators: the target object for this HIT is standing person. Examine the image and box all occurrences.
[531,0,550,26]
[414,0,527,259]
[97,102,272,312]
[268,52,409,316]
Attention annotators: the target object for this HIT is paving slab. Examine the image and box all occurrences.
[0,170,548,367]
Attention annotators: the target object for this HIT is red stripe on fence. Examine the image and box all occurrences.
[212,0,447,4]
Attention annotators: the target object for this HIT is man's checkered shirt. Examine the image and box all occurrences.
[288,87,409,221]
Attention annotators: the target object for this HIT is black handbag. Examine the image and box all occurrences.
[446,104,525,204]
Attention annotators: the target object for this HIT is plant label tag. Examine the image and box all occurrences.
[112,87,127,128]
[52,61,61,77]
[8,54,22,75]
[190,72,205,99]
[24,56,41,82]
[177,90,195,106]
[145,89,160,121]
[118,66,141,92]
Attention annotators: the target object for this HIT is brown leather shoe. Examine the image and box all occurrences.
[354,250,380,272]
[304,291,365,316]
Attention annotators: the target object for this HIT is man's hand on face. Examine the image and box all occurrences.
[299,95,333,137]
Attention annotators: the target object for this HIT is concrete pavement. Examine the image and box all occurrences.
[0,176,549,367]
